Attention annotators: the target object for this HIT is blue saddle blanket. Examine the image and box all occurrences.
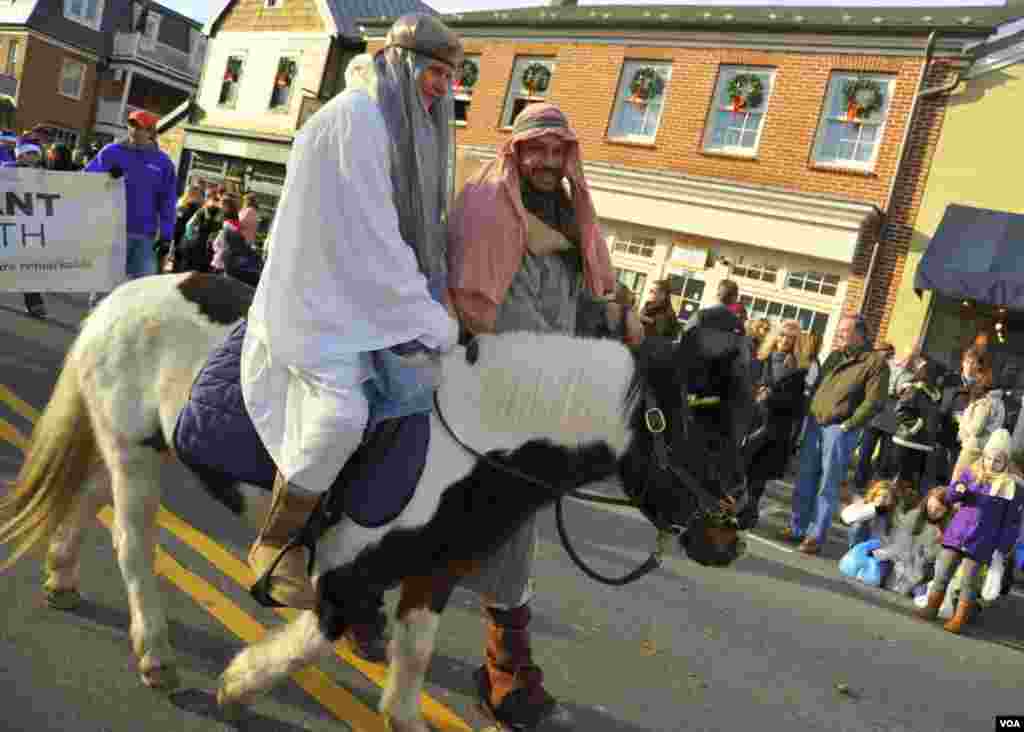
[173,320,429,528]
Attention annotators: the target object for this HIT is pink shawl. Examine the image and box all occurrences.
[447,103,615,334]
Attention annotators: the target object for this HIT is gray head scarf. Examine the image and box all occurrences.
[347,15,463,301]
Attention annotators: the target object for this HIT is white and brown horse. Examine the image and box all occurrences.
[0,273,753,731]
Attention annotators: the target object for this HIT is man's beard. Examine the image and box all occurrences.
[520,175,576,241]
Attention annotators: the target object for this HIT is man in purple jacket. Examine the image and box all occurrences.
[85,110,176,303]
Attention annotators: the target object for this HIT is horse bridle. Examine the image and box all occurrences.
[432,372,741,587]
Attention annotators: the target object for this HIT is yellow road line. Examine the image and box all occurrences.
[0,416,29,452]
[1,380,472,731]
[157,508,473,732]
[98,507,388,732]
[0,383,40,422]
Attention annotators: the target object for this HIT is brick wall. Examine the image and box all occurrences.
[367,36,954,346]
[215,0,325,33]
[19,36,96,136]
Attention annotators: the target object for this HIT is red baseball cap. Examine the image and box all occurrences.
[128,110,160,130]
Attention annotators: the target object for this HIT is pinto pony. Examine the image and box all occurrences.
[0,273,753,732]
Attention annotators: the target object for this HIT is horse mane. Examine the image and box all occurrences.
[439,332,638,457]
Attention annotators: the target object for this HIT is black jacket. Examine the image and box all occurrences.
[745,353,807,481]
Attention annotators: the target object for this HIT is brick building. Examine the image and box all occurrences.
[364,3,1019,347]
[0,0,202,149]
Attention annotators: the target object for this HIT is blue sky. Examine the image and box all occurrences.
[161,0,1020,32]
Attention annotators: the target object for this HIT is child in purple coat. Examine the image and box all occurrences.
[914,428,1024,633]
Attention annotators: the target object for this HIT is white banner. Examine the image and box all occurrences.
[0,168,127,292]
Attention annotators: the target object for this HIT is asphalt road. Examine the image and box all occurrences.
[1,289,1022,732]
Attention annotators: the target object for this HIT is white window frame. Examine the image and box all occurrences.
[786,269,841,297]
[739,294,830,336]
[58,58,86,101]
[501,56,555,129]
[452,54,480,127]
[731,259,779,284]
[268,53,300,112]
[218,52,247,109]
[608,60,673,144]
[612,233,657,259]
[6,41,17,76]
[63,0,104,30]
[668,272,706,321]
[703,65,775,157]
[812,72,896,172]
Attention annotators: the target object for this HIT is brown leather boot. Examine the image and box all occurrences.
[913,590,945,621]
[475,604,572,730]
[247,474,319,609]
[943,597,974,634]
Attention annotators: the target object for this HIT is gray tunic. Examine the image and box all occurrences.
[462,193,610,608]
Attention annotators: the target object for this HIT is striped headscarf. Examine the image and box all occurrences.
[447,103,615,334]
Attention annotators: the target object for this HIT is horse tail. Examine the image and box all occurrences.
[0,354,96,569]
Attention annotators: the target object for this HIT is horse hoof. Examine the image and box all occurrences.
[141,664,180,691]
[216,684,247,722]
[44,587,82,611]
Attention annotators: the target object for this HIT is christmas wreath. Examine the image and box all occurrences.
[275,60,296,88]
[842,78,884,122]
[223,59,242,84]
[725,73,763,112]
[455,59,479,93]
[627,66,665,104]
[521,62,551,95]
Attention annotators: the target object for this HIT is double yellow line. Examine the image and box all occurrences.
[0,383,471,732]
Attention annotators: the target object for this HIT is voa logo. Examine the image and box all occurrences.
[997,718,1022,729]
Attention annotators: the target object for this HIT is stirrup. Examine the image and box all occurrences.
[249,538,303,609]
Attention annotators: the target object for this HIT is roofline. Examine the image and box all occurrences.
[149,1,205,31]
[204,0,338,37]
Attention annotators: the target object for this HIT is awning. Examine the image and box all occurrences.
[914,204,1024,308]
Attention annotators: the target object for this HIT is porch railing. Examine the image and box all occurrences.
[113,32,200,78]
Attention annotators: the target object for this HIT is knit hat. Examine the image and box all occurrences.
[984,428,1011,458]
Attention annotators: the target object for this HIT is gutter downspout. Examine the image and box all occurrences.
[861,31,937,317]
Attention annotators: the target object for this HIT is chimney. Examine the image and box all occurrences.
[549,0,577,6]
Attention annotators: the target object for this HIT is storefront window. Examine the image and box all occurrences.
[740,294,829,336]
[615,268,647,297]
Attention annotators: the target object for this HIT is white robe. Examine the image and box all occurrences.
[242,89,458,491]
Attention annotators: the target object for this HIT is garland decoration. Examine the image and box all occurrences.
[521,62,551,95]
[223,58,243,85]
[725,73,763,112]
[454,58,479,93]
[627,66,665,105]
[842,78,884,122]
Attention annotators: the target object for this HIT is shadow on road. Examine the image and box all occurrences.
[169,688,312,731]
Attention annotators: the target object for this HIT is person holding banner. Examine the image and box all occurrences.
[2,135,48,318]
[84,109,176,305]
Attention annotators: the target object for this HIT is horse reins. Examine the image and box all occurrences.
[432,382,729,587]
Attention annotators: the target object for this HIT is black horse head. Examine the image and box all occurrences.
[619,326,755,567]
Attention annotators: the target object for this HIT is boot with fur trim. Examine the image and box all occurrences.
[475,604,572,730]
[943,597,974,634]
[247,474,319,609]
[913,590,945,621]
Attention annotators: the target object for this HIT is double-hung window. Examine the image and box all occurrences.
[812,72,895,171]
[703,65,774,156]
[608,60,672,143]
[501,56,554,128]
[453,55,480,125]
[219,54,246,109]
